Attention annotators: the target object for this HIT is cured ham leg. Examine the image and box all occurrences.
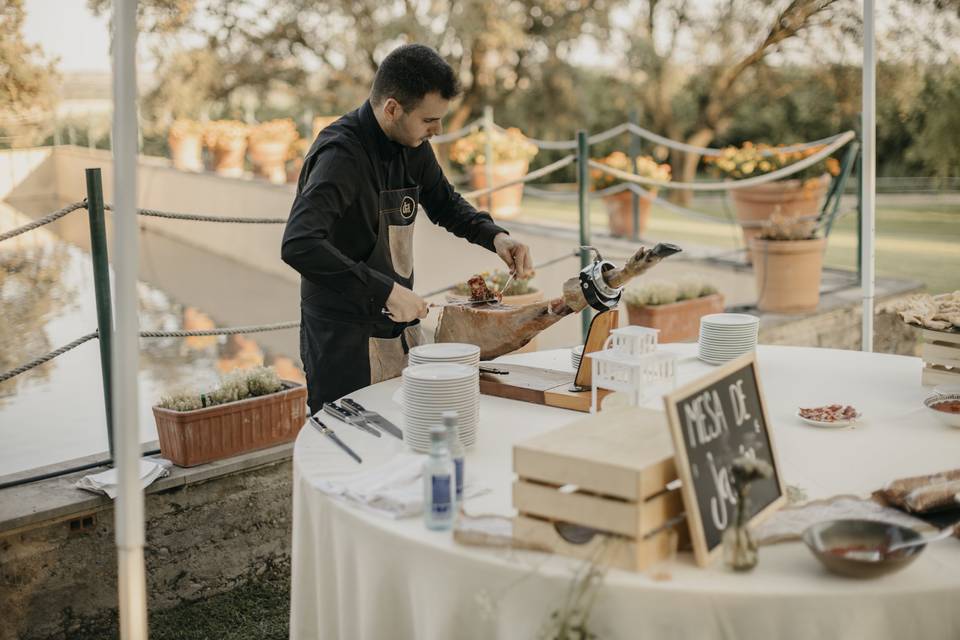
[435,244,679,359]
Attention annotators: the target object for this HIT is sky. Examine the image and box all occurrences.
[23,0,112,73]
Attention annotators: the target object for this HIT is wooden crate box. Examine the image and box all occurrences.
[920,329,960,386]
[512,406,686,572]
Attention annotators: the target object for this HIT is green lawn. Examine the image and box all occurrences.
[517,196,960,294]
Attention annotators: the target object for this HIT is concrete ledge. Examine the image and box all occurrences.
[0,442,293,536]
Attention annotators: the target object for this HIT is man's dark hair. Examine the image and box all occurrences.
[370,44,460,110]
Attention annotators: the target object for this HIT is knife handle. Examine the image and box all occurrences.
[341,398,365,413]
[322,403,381,437]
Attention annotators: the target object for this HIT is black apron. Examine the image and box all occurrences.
[300,184,424,413]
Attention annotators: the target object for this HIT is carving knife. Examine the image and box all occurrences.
[308,416,362,464]
[340,398,404,440]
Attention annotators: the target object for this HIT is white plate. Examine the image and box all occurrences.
[796,410,861,428]
[410,343,480,358]
[403,363,477,382]
[701,313,760,326]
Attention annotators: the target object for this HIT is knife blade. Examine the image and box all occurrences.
[308,416,362,464]
[340,398,404,440]
[322,402,381,438]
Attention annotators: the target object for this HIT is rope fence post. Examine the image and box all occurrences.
[85,168,115,458]
[629,109,641,241]
[483,105,495,217]
[577,129,592,341]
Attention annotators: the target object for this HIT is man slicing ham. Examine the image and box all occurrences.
[282,43,534,412]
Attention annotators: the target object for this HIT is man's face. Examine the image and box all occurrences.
[383,92,448,148]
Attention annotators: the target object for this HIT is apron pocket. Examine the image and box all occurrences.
[387,219,416,280]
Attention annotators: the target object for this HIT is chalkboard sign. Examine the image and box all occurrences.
[662,351,785,566]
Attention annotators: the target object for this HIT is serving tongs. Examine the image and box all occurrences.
[460,271,516,307]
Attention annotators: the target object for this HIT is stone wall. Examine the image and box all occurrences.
[759,293,920,356]
[1,459,292,640]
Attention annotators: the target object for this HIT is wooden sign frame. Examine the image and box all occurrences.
[662,351,786,567]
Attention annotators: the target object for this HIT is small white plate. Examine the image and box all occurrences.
[796,410,862,429]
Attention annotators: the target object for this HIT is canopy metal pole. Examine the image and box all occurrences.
[112,0,148,637]
[577,130,592,340]
[861,0,877,352]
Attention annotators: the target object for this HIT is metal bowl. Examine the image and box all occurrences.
[802,519,925,579]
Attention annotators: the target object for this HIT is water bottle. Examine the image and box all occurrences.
[423,426,455,530]
[443,411,465,502]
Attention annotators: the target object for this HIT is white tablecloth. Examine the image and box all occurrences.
[290,345,960,640]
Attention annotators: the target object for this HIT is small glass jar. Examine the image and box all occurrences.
[723,489,758,571]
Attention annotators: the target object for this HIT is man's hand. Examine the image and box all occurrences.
[493,233,534,279]
[384,283,429,323]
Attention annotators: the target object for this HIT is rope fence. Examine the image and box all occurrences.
[0,201,87,242]
[587,131,856,191]
[460,154,576,199]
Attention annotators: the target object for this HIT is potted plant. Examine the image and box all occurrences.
[202,120,250,177]
[167,119,204,172]
[624,278,724,343]
[248,118,299,184]
[591,151,671,238]
[448,270,543,352]
[450,127,538,220]
[749,211,826,313]
[705,142,841,253]
[153,366,307,467]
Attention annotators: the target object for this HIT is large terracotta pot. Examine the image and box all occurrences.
[168,133,204,172]
[626,293,725,343]
[211,137,247,177]
[249,140,290,184]
[749,237,826,313]
[444,288,543,353]
[730,174,830,255]
[602,189,656,238]
[469,159,529,220]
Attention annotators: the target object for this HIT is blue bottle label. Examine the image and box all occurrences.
[453,458,464,501]
[431,474,452,516]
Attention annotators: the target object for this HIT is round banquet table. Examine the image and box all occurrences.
[289,345,960,640]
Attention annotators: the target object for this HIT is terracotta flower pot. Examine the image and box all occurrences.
[602,189,655,238]
[729,174,830,257]
[168,133,204,172]
[749,237,826,313]
[626,293,725,343]
[469,159,529,220]
[249,140,290,184]
[212,137,247,177]
[153,381,307,467]
[444,288,544,353]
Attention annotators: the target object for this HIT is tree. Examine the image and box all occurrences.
[617,0,853,201]
[0,0,59,146]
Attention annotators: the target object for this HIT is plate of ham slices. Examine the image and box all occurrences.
[797,404,862,428]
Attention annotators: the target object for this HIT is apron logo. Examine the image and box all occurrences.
[400,196,416,219]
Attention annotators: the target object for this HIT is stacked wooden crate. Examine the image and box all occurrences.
[920,329,960,386]
[512,406,686,572]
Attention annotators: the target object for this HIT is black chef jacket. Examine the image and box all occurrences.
[281,100,508,322]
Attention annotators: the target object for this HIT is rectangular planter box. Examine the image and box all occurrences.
[626,293,725,343]
[153,381,308,467]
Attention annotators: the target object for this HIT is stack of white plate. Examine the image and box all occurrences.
[409,342,480,368]
[698,313,760,365]
[402,363,479,453]
[571,345,585,370]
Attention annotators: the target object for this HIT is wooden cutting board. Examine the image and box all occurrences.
[479,363,611,412]
[478,309,619,413]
